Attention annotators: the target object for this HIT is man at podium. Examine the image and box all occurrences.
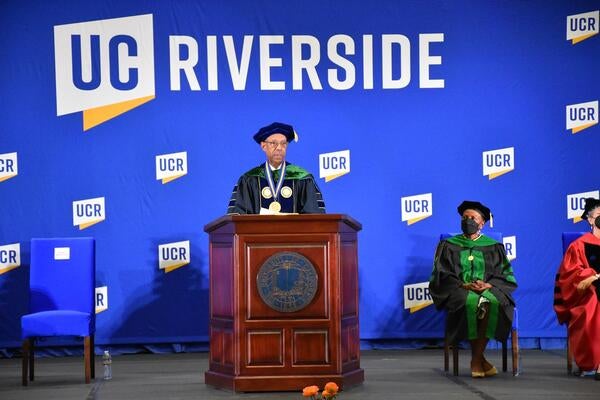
[227,122,326,215]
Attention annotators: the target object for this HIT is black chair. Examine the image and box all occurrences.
[444,308,519,376]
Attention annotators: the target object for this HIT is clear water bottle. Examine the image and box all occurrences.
[102,350,112,380]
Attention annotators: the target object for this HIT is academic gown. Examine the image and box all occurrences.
[227,162,326,215]
[554,232,600,371]
[429,234,517,344]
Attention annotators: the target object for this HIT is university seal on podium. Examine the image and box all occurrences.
[256,251,318,313]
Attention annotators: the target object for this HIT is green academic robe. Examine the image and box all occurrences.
[227,162,326,214]
[429,234,517,344]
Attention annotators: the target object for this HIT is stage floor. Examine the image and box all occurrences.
[0,349,597,399]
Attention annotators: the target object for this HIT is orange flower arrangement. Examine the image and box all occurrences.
[302,382,339,400]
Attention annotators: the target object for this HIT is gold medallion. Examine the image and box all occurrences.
[280,186,292,198]
[261,187,272,199]
[468,255,474,261]
[269,201,281,212]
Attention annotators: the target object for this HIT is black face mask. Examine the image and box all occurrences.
[461,218,479,235]
[595,216,600,229]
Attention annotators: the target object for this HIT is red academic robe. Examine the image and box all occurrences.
[554,233,600,371]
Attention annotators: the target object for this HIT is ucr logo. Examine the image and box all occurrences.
[319,150,350,182]
[0,152,18,183]
[567,10,599,44]
[95,286,108,314]
[482,147,514,180]
[503,236,516,261]
[0,243,20,275]
[72,197,106,229]
[401,193,432,225]
[156,151,188,184]
[567,190,600,223]
[404,282,433,313]
[54,14,155,131]
[158,240,190,273]
[566,101,598,134]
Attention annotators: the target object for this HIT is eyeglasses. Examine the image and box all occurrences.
[264,141,288,149]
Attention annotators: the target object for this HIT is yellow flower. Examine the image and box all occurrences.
[302,385,319,397]
[324,382,339,394]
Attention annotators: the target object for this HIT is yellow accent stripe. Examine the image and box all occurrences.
[83,95,155,131]
[324,171,349,182]
[0,174,17,182]
[95,308,108,314]
[573,216,583,223]
[410,301,433,313]
[407,215,430,225]
[162,174,185,184]
[488,169,512,180]
[79,219,103,230]
[572,32,598,44]
[0,265,19,275]
[164,261,189,273]
[571,121,598,134]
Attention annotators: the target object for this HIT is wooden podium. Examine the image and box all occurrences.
[204,214,363,392]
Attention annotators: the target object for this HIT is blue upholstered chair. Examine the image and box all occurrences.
[560,232,586,374]
[21,237,96,385]
[439,232,520,376]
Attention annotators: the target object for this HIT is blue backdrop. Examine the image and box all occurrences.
[1,0,598,351]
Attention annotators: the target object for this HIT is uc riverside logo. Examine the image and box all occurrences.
[73,197,106,229]
[401,193,432,225]
[503,236,517,261]
[567,190,599,223]
[404,282,433,313]
[156,151,188,183]
[567,11,599,44]
[482,147,514,180]
[0,152,18,182]
[566,101,598,134]
[159,240,190,273]
[0,243,20,275]
[319,150,350,182]
[54,14,155,131]
[95,286,108,314]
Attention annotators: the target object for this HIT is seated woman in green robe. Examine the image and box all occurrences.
[429,201,517,378]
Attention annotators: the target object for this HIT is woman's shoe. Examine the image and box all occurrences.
[471,370,485,378]
[577,369,596,377]
[484,366,498,377]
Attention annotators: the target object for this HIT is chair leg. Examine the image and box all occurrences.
[22,339,29,386]
[90,335,95,379]
[444,336,449,372]
[502,340,507,372]
[511,328,519,376]
[84,336,91,384]
[452,343,459,376]
[29,338,35,382]
[566,334,573,374]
